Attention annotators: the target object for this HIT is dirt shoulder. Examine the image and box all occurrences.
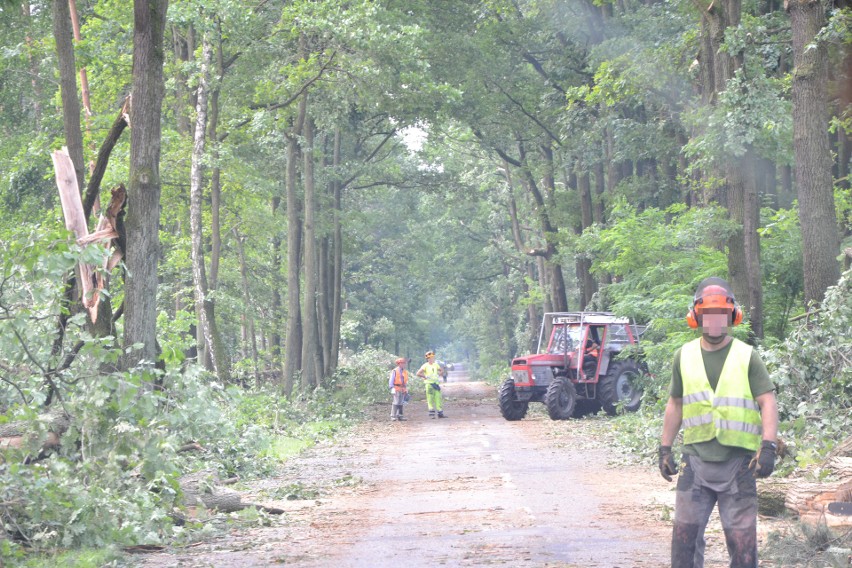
[136,372,788,567]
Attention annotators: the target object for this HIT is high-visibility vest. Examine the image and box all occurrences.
[392,369,408,391]
[681,338,762,451]
[420,362,441,383]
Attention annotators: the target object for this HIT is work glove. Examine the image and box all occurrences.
[750,440,777,478]
[658,445,678,482]
[430,383,441,392]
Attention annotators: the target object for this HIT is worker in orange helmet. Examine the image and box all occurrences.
[416,351,446,419]
[388,357,409,421]
[659,277,778,568]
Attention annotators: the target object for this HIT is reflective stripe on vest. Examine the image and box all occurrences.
[680,338,762,451]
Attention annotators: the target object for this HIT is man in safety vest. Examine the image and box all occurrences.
[388,358,409,421]
[417,351,446,419]
[659,277,778,568]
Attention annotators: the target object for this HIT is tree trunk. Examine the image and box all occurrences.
[577,168,597,308]
[517,142,568,312]
[52,0,85,198]
[208,33,224,291]
[787,0,841,306]
[593,160,606,226]
[23,3,43,125]
[504,161,539,351]
[270,195,282,376]
[123,0,168,370]
[300,113,323,390]
[282,95,307,395]
[743,148,764,339]
[171,25,191,136]
[189,38,219,376]
[234,229,259,383]
[330,128,343,375]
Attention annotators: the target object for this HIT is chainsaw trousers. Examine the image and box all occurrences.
[672,454,757,568]
[425,382,443,412]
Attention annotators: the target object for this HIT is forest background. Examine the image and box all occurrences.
[0,0,850,564]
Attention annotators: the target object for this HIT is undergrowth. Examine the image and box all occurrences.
[0,343,394,566]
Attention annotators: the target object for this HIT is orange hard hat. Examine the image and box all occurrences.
[686,277,743,328]
[694,284,735,313]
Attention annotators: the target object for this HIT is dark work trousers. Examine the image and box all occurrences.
[672,454,758,568]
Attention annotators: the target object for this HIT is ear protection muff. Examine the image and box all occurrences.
[686,307,700,329]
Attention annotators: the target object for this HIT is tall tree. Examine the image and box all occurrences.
[786,0,841,306]
[123,0,169,370]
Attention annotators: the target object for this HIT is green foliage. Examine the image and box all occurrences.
[761,270,852,470]
[759,207,803,339]
[577,201,735,329]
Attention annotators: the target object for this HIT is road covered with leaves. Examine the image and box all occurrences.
[136,371,784,567]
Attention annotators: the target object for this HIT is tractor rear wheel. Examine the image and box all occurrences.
[498,378,529,421]
[545,376,577,420]
[598,360,643,415]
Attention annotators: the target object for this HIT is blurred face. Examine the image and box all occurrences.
[700,308,731,344]
[427,355,435,363]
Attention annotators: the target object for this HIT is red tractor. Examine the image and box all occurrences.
[499,312,645,421]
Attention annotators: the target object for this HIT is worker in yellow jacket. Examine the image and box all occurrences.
[417,351,446,419]
[659,278,778,568]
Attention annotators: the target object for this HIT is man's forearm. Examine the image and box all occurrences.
[756,391,779,441]
[661,397,683,446]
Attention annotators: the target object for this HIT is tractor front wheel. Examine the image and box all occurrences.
[598,360,643,415]
[545,376,577,420]
[498,378,529,421]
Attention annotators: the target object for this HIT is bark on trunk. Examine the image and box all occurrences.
[743,148,763,339]
[787,0,841,306]
[577,169,597,308]
[300,113,323,390]
[270,195,282,372]
[23,3,43,125]
[235,229,259,382]
[189,38,220,377]
[282,95,307,395]
[52,0,85,197]
[330,129,343,375]
[123,0,168,370]
[504,162,539,351]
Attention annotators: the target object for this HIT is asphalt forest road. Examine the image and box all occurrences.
[140,370,709,568]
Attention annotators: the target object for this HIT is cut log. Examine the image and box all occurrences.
[758,479,790,517]
[828,436,852,459]
[178,470,283,515]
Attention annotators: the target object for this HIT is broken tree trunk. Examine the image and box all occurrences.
[53,147,98,322]
[53,149,126,325]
